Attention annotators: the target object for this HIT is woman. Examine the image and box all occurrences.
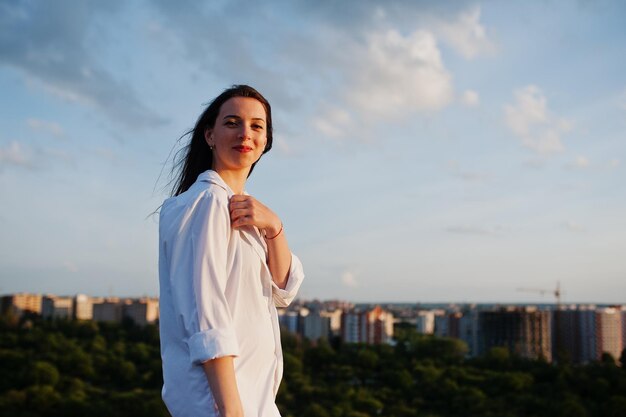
[158,85,304,417]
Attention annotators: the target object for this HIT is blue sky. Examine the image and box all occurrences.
[1,0,625,303]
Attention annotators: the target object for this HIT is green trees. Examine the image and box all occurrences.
[28,361,60,386]
[276,329,626,417]
[0,316,168,417]
[1,316,625,416]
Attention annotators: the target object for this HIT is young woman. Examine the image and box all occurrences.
[158,85,304,417]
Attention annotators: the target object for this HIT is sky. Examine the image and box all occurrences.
[0,0,625,303]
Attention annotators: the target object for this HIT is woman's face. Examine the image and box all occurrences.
[205,97,268,175]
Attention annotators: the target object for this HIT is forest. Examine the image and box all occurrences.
[1,314,625,417]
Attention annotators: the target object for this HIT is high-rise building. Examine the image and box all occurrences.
[42,295,73,319]
[278,309,299,334]
[301,309,331,341]
[341,306,393,344]
[479,306,551,361]
[320,309,342,337]
[415,310,436,335]
[92,297,159,325]
[621,307,626,360]
[341,310,362,343]
[552,306,581,362]
[448,312,463,339]
[595,307,622,361]
[73,294,94,320]
[92,298,123,322]
[578,305,597,363]
[123,298,159,325]
[550,304,623,364]
[458,309,480,357]
[434,312,450,338]
[366,306,394,344]
[1,293,42,317]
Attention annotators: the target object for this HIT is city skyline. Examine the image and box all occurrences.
[4,291,624,366]
[1,1,625,302]
[1,290,624,307]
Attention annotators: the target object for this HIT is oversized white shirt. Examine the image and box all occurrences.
[158,170,304,417]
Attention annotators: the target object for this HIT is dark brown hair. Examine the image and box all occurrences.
[171,85,273,196]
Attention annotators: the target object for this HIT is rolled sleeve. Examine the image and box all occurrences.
[272,253,305,307]
[185,191,239,364]
[188,327,240,364]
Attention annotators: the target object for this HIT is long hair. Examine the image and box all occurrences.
[171,85,273,196]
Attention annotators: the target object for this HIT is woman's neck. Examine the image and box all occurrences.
[214,168,248,195]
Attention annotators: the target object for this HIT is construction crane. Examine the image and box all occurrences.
[516,281,569,362]
[516,281,562,307]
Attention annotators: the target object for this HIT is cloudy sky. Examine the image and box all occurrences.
[1,0,625,303]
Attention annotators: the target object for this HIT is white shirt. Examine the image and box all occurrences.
[158,170,304,417]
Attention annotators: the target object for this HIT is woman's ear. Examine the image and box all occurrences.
[204,129,213,148]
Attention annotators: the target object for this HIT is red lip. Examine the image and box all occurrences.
[233,145,253,153]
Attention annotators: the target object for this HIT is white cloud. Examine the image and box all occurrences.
[0,141,32,168]
[150,2,471,141]
[0,140,74,171]
[349,29,453,119]
[341,270,359,288]
[535,129,567,154]
[43,148,74,165]
[312,29,454,140]
[26,118,64,138]
[436,6,495,59]
[505,86,548,136]
[561,221,587,233]
[568,155,590,170]
[63,261,78,273]
[523,158,546,169]
[460,89,480,107]
[504,85,571,155]
[576,156,589,168]
[94,147,122,165]
[312,107,355,140]
[458,171,490,181]
[272,136,295,156]
[447,160,490,181]
[556,119,573,132]
[445,225,504,236]
[0,2,165,129]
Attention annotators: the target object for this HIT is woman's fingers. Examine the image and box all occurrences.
[229,196,259,227]
[228,195,279,231]
[229,198,250,225]
[230,209,252,223]
[229,195,251,206]
[229,197,251,212]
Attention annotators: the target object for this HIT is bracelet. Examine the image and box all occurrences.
[265,223,283,240]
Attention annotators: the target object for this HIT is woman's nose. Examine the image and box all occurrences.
[238,126,252,141]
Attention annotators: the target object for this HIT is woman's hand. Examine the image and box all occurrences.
[229,194,291,288]
[229,194,291,287]
[229,195,282,237]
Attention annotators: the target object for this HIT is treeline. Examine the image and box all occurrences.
[1,316,625,417]
[278,325,626,417]
[0,314,167,417]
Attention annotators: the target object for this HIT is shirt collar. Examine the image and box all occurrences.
[197,170,265,260]
[197,170,237,197]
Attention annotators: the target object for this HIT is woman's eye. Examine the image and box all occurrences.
[252,124,263,130]
[224,120,237,126]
